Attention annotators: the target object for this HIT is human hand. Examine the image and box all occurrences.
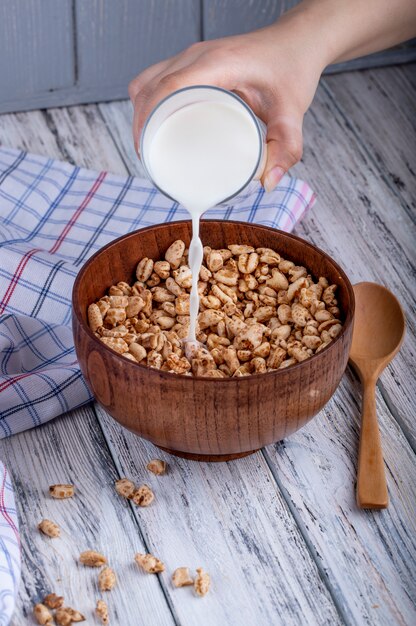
[128,16,327,192]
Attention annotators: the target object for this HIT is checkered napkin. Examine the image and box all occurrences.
[0,146,315,436]
[0,461,20,626]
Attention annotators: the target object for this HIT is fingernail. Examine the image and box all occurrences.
[264,166,285,193]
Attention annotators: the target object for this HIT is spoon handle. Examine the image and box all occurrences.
[357,381,389,509]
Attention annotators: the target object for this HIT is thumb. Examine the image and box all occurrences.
[261,116,304,192]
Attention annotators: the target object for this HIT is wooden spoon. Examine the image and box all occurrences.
[349,282,405,509]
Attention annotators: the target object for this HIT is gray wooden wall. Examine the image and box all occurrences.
[1,0,415,114]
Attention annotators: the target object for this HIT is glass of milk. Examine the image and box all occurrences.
[139,85,267,346]
[140,85,266,208]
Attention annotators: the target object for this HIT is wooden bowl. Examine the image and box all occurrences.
[72,220,354,461]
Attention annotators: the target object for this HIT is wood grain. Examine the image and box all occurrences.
[264,369,416,625]
[75,0,200,94]
[291,81,416,449]
[0,0,74,106]
[73,220,354,459]
[0,407,175,626]
[94,403,342,626]
[324,65,416,214]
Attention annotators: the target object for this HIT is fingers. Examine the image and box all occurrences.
[130,43,239,154]
[261,115,304,191]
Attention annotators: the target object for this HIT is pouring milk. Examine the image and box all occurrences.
[144,89,263,343]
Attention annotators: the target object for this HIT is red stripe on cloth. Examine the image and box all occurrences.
[0,361,78,393]
[0,467,20,546]
[0,248,41,315]
[49,171,107,254]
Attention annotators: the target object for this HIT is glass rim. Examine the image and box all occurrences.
[139,85,265,207]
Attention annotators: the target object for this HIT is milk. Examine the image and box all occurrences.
[147,99,261,342]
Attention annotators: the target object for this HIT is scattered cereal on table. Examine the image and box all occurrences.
[79,550,107,567]
[114,477,135,499]
[38,519,60,538]
[49,484,75,499]
[172,567,194,587]
[135,553,165,574]
[194,567,211,597]
[98,566,117,591]
[132,484,154,507]
[147,459,167,475]
[33,603,53,625]
[43,593,64,609]
[55,607,85,624]
[96,599,109,625]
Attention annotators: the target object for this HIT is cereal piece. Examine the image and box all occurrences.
[79,550,107,567]
[55,607,85,625]
[96,599,109,625]
[194,568,210,597]
[172,567,194,587]
[38,519,60,538]
[136,257,154,282]
[44,593,64,609]
[147,459,167,475]
[126,296,144,318]
[100,336,129,354]
[115,478,135,499]
[207,250,223,272]
[99,567,117,591]
[108,295,128,308]
[302,335,322,350]
[122,352,137,362]
[33,603,53,625]
[154,260,171,279]
[267,346,287,370]
[165,240,185,269]
[287,277,308,301]
[291,303,311,327]
[132,484,154,506]
[135,553,165,574]
[49,484,74,499]
[88,303,103,332]
[105,307,127,327]
[233,324,263,351]
[252,356,267,373]
[266,268,289,291]
[238,252,259,274]
[213,268,238,287]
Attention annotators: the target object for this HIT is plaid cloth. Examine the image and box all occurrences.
[0,461,20,626]
[0,147,316,436]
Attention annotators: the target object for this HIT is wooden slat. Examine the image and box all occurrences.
[202,0,289,39]
[323,64,416,212]
[0,407,175,625]
[98,101,148,178]
[94,404,342,626]
[289,83,416,449]
[0,0,74,111]
[0,105,129,176]
[75,0,200,96]
[264,369,416,625]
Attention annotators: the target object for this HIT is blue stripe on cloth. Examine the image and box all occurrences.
[4,158,54,225]
[74,175,134,266]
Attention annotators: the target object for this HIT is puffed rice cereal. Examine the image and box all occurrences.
[88,241,343,377]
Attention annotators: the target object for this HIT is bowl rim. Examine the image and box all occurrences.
[72,219,355,383]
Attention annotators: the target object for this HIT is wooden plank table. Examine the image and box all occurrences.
[0,63,415,626]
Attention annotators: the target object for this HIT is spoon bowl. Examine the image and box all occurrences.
[349,282,405,509]
[350,282,405,366]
